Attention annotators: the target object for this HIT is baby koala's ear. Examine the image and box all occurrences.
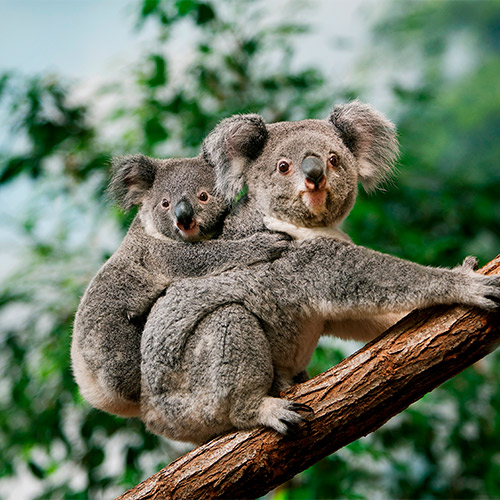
[329,100,399,192]
[108,154,157,210]
[202,114,268,201]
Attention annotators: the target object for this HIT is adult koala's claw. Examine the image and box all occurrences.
[279,417,301,434]
[485,294,500,308]
[278,402,314,434]
[290,402,314,415]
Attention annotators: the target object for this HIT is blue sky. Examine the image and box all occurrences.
[0,0,369,82]
[0,0,150,79]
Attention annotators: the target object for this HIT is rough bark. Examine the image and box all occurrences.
[117,255,500,500]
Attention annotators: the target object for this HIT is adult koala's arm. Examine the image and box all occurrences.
[143,240,500,369]
[282,239,500,314]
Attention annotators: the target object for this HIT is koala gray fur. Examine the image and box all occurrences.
[140,101,500,444]
[71,154,287,417]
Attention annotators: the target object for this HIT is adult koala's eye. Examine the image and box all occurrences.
[328,154,339,169]
[277,160,291,175]
[198,191,210,203]
[161,198,170,209]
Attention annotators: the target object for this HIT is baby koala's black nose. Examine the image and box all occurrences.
[301,156,325,189]
[174,200,195,229]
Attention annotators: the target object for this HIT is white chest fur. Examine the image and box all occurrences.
[263,216,351,242]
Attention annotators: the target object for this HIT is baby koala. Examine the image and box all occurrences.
[72,154,287,418]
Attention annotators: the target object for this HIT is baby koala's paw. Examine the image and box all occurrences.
[244,231,291,264]
[257,397,313,435]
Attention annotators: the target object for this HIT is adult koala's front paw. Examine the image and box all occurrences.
[453,257,500,310]
[243,231,291,265]
[461,255,479,271]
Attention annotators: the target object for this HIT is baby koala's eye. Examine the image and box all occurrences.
[277,160,291,175]
[198,191,210,203]
[328,154,339,169]
[161,198,170,209]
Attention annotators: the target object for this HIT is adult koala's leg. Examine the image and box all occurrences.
[141,301,309,443]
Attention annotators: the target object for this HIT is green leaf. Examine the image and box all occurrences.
[196,2,215,24]
[28,460,45,479]
[141,0,161,18]
[144,117,168,144]
[176,0,195,16]
[0,157,32,183]
[147,54,168,87]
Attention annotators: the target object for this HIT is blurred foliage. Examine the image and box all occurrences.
[0,0,499,499]
[344,0,500,269]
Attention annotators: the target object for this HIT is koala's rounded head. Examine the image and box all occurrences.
[108,155,228,241]
[202,101,399,229]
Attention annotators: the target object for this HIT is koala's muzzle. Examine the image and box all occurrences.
[174,200,196,230]
[301,156,326,190]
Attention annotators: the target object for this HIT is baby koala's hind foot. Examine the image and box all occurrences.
[257,397,313,435]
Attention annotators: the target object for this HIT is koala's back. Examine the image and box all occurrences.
[76,218,167,324]
[142,301,274,443]
[72,218,171,414]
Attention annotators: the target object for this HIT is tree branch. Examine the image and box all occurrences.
[117,255,500,500]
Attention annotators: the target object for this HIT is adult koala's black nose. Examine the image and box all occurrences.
[301,156,325,189]
[174,200,195,228]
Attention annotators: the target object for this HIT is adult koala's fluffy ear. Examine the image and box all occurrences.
[202,114,268,201]
[108,154,157,210]
[329,100,399,191]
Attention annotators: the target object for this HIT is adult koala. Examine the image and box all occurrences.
[140,101,500,444]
